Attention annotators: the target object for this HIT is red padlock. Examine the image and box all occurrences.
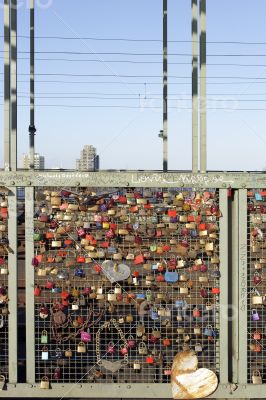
[94,264,102,273]
[45,280,54,290]
[200,287,208,298]
[146,355,154,364]
[116,294,123,302]
[107,342,115,354]
[253,273,262,285]
[211,287,220,295]
[156,274,165,282]
[193,308,201,318]
[163,338,171,346]
[34,285,41,297]
[53,367,61,380]
[149,335,158,344]
[120,346,128,355]
[133,270,140,278]
[200,264,208,273]
[127,338,136,348]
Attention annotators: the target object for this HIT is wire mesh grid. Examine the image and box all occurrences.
[247,189,266,384]
[33,187,220,385]
[0,190,9,381]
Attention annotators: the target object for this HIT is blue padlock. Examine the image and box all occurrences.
[136,293,145,300]
[150,307,159,320]
[107,247,117,254]
[204,325,214,336]
[75,268,84,278]
[255,193,262,201]
[152,263,158,271]
[52,287,62,294]
[251,309,260,321]
[96,222,102,229]
[191,229,198,238]
[175,300,185,308]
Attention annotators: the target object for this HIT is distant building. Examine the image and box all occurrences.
[76,145,99,171]
[22,153,45,170]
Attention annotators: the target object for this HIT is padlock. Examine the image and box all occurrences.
[200,287,208,298]
[81,329,91,343]
[41,330,48,344]
[107,342,115,354]
[65,348,73,357]
[253,331,261,340]
[194,326,201,335]
[41,346,49,360]
[138,342,148,355]
[72,302,79,311]
[162,337,171,346]
[253,272,262,285]
[146,290,153,301]
[211,287,220,295]
[0,266,8,275]
[206,302,214,311]
[252,370,262,384]
[120,346,128,355]
[118,315,125,324]
[150,307,159,320]
[126,314,133,323]
[193,308,201,317]
[204,325,213,337]
[0,375,5,390]
[108,290,117,302]
[164,365,172,376]
[77,342,86,353]
[40,376,50,389]
[133,360,141,370]
[127,336,136,348]
[199,276,208,283]
[252,293,263,305]
[114,284,122,294]
[195,343,203,352]
[146,355,154,364]
[34,285,41,297]
[55,348,63,359]
[251,309,260,321]
[180,284,188,295]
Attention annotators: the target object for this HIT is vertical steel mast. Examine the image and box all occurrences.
[4,0,10,171]
[10,0,17,171]
[29,0,36,170]
[162,0,168,172]
[192,0,198,173]
[200,0,207,172]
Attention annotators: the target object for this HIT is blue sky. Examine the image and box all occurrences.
[1,0,266,170]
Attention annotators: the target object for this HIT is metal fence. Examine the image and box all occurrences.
[0,171,265,398]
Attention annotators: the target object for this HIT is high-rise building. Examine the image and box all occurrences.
[76,145,100,171]
[22,153,45,170]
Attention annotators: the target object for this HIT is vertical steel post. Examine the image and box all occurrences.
[7,187,18,383]
[162,0,168,172]
[231,190,239,383]
[199,0,207,172]
[192,0,198,173]
[238,189,248,384]
[219,189,229,384]
[4,0,11,171]
[29,0,36,170]
[10,0,17,171]
[25,187,35,383]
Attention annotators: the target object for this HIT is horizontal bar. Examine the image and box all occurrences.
[0,383,265,398]
[0,171,266,188]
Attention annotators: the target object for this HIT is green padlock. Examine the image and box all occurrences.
[146,289,153,302]
[41,330,48,344]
